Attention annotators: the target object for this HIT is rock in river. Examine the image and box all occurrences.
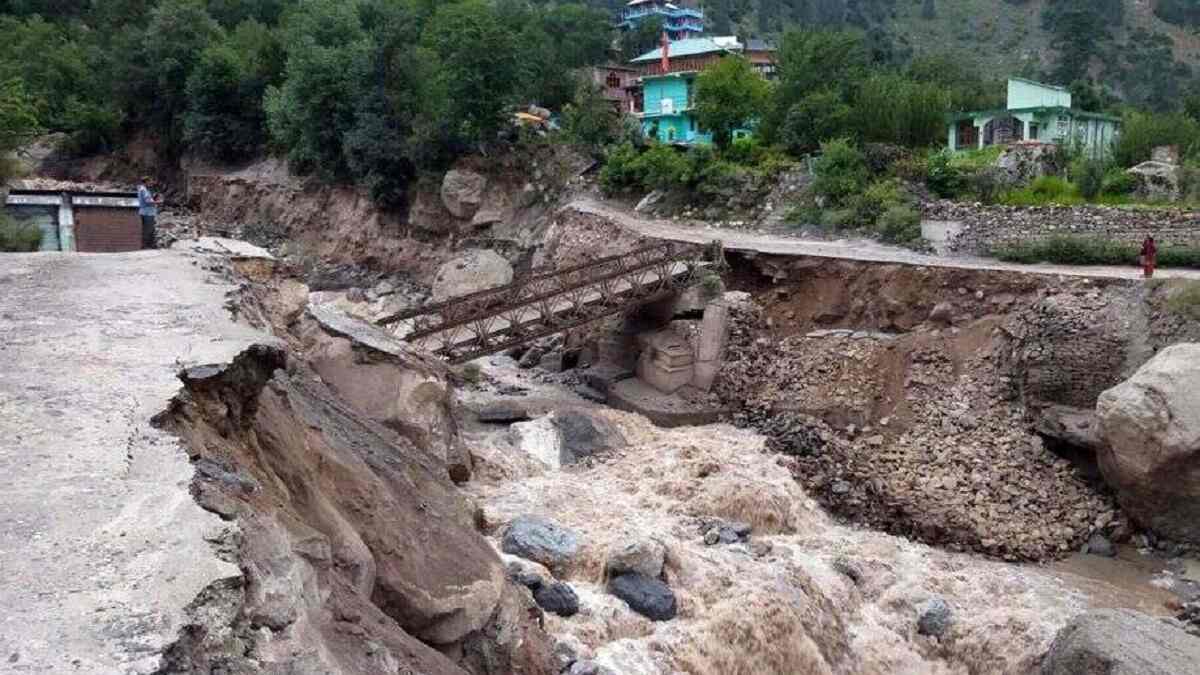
[502,515,580,571]
[608,573,677,621]
[1040,609,1200,675]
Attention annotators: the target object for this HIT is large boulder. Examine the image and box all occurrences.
[1040,609,1200,675]
[553,410,625,464]
[1128,161,1180,202]
[607,573,677,621]
[995,142,1064,183]
[431,250,514,303]
[441,169,488,219]
[605,538,666,579]
[502,515,581,571]
[1096,344,1200,542]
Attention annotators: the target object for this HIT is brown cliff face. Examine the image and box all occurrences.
[154,344,553,674]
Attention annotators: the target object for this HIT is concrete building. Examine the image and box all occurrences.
[5,189,143,253]
[629,36,774,145]
[588,64,639,114]
[618,0,705,41]
[948,78,1122,156]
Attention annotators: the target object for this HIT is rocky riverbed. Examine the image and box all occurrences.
[450,353,1200,674]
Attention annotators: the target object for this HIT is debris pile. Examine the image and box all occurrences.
[717,300,1122,561]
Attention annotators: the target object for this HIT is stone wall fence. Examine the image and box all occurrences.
[923,201,1200,255]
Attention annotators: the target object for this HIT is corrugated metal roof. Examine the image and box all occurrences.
[631,37,732,63]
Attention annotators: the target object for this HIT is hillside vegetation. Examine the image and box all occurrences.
[583,0,1200,111]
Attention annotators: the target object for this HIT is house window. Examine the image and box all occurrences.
[1029,123,1039,140]
[606,73,621,89]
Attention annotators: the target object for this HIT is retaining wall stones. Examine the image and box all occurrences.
[923,201,1200,255]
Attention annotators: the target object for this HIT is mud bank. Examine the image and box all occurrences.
[184,148,593,283]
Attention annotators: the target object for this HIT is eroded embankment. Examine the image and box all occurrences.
[152,332,553,673]
[718,254,1200,561]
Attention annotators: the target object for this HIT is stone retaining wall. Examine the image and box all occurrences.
[923,201,1200,254]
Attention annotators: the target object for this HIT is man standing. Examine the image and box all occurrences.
[137,176,160,249]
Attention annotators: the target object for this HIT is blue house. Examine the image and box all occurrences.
[630,36,766,146]
[618,0,705,41]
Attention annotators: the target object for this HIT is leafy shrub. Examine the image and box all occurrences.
[925,150,965,198]
[599,143,694,194]
[1101,168,1137,195]
[821,208,857,229]
[1166,281,1200,321]
[993,236,1135,266]
[812,138,868,207]
[723,136,761,165]
[694,159,746,199]
[1114,111,1200,167]
[876,205,922,245]
[890,154,925,182]
[966,167,1007,204]
[599,142,642,192]
[1156,245,1200,268]
[1072,157,1107,200]
[0,216,42,252]
[848,178,905,224]
[783,204,825,228]
[632,144,689,188]
[862,142,907,175]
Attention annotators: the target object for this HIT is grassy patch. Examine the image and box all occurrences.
[1166,281,1200,321]
[993,236,1200,268]
[0,217,42,252]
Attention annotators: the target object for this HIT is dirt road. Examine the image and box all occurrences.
[569,198,1200,281]
[0,249,265,673]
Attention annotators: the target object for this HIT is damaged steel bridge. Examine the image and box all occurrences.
[377,240,724,364]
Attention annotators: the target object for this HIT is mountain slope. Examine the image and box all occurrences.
[594,0,1200,108]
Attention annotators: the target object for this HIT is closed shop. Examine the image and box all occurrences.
[75,207,142,253]
[5,190,142,253]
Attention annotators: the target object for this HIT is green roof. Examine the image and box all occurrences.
[631,38,732,63]
[948,106,1122,124]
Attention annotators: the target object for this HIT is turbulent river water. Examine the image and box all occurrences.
[454,355,1196,675]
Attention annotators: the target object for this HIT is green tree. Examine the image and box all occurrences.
[779,89,851,155]
[265,0,370,176]
[812,137,868,207]
[562,79,618,150]
[184,44,265,161]
[420,0,520,144]
[852,74,948,148]
[694,56,769,149]
[0,77,42,181]
[621,15,664,61]
[135,0,226,148]
[761,28,871,143]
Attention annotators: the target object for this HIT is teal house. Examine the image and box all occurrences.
[630,36,765,145]
[948,78,1121,156]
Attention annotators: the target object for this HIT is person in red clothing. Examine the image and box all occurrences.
[1140,235,1158,279]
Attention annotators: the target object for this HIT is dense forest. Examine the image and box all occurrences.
[1,0,1199,212]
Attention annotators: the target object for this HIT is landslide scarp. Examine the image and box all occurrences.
[153,344,554,674]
